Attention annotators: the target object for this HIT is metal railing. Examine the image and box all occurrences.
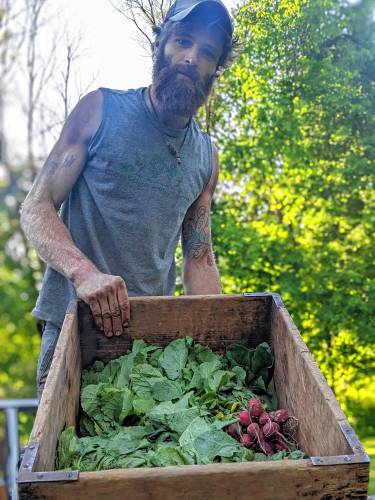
[0,399,38,500]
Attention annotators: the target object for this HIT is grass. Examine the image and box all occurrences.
[362,436,375,495]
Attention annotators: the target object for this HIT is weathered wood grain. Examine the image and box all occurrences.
[78,295,271,365]
[271,302,359,457]
[20,460,369,500]
[28,304,81,471]
[19,295,369,499]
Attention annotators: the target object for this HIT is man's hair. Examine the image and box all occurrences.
[152,18,237,71]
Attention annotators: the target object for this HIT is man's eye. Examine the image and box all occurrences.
[176,38,190,47]
[202,49,215,60]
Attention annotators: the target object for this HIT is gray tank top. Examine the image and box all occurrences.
[33,87,212,327]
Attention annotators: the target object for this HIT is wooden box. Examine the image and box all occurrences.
[18,293,370,499]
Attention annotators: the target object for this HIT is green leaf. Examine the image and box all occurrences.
[288,450,305,460]
[179,417,211,455]
[130,364,164,397]
[151,446,194,466]
[226,344,253,369]
[151,379,182,401]
[158,338,189,380]
[133,398,156,415]
[194,429,241,462]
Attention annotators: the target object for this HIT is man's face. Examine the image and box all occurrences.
[152,20,224,118]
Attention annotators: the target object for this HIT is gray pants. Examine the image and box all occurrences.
[37,321,61,400]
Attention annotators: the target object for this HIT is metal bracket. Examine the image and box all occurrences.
[310,421,370,466]
[17,442,79,484]
[339,421,366,454]
[310,453,370,466]
[243,292,285,309]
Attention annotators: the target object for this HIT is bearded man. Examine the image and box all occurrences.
[20,0,233,398]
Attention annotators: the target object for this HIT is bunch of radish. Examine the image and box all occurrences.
[226,399,299,456]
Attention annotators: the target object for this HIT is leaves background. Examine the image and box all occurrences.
[0,0,374,456]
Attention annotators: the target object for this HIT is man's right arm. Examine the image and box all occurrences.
[20,90,130,337]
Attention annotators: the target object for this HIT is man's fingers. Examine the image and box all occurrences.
[99,296,113,337]
[89,298,103,331]
[117,283,130,328]
[108,290,123,337]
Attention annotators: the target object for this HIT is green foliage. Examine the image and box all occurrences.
[0,179,41,399]
[211,0,375,427]
[362,436,375,495]
[58,337,278,471]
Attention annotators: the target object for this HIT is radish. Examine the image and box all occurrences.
[274,438,288,452]
[263,421,280,438]
[240,434,253,448]
[247,422,267,454]
[226,424,239,438]
[274,409,288,423]
[247,422,260,437]
[238,410,251,427]
[264,441,274,455]
[259,412,271,425]
[257,428,268,455]
[247,398,264,418]
[268,411,277,421]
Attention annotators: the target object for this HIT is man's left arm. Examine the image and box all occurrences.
[181,143,221,295]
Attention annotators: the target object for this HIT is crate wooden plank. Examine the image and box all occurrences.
[19,294,369,499]
[78,294,271,365]
[19,460,369,500]
[28,303,81,471]
[271,302,357,457]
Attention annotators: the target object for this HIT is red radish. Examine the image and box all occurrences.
[274,439,288,452]
[238,411,251,427]
[240,434,253,448]
[247,423,267,454]
[259,412,271,425]
[274,409,288,423]
[247,422,260,437]
[263,421,280,438]
[269,411,277,421]
[227,424,239,438]
[257,428,268,455]
[247,398,264,417]
[264,441,274,455]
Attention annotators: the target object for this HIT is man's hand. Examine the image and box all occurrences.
[74,270,130,337]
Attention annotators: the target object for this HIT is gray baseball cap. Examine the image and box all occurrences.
[165,0,232,38]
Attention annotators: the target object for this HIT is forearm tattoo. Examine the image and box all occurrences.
[182,205,211,260]
[45,155,75,176]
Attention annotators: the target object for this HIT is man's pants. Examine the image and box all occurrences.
[37,321,61,400]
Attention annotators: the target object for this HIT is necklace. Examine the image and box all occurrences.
[147,88,190,166]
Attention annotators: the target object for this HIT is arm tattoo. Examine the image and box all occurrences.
[45,155,75,176]
[182,205,211,260]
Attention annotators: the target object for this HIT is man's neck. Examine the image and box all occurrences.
[148,86,191,129]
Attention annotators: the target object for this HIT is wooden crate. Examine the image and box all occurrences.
[18,294,370,499]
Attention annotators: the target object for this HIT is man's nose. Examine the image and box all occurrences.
[184,47,199,65]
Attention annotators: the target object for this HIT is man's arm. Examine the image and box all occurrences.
[20,90,130,337]
[181,143,221,295]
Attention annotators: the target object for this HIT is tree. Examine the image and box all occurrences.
[0,0,95,404]
[212,0,375,429]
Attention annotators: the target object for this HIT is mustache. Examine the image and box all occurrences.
[159,63,200,84]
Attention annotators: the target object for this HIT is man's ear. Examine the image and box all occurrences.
[152,39,160,60]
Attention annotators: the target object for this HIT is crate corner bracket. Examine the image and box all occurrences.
[17,442,79,484]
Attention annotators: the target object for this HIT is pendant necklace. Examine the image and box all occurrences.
[148,88,190,166]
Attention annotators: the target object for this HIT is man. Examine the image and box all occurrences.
[20,0,234,397]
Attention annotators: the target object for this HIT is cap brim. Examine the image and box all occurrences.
[168,1,232,36]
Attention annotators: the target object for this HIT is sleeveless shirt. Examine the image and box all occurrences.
[32,87,213,328]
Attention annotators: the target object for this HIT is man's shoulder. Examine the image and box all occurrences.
[98,86,145,98]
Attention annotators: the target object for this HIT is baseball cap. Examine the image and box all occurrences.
[165,0,232,38]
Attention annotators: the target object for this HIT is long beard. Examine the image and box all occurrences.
[152,51,215,118]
